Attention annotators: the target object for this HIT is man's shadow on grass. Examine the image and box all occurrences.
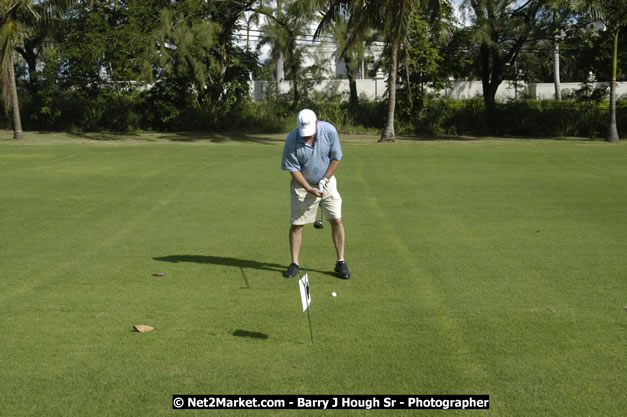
[152,255,337,282]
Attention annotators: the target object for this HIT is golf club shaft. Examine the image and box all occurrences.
[320,198,324,223]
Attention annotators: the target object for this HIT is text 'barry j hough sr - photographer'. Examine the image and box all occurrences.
[172,395,490,410]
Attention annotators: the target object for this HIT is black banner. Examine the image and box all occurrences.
[172,395,489,410]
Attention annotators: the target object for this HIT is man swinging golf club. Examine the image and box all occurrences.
[281,109,350,279]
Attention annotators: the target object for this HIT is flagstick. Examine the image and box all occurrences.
[300,269,314,344]
[306,303,314,344]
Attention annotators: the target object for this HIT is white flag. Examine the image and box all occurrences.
[299,273,311,312]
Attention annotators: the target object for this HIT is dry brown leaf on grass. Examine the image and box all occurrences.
[134,325,155,332]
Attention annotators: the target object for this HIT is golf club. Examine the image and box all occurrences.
[314,199,324,229]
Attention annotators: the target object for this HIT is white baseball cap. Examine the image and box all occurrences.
[297,109,317,137]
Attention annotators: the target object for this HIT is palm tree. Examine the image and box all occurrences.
[327,15,367,107]
[357,0,421,142]
[580,0,627,142]
[0,0,75,139]
[312,1,370,107]
[257,0,317,109]
[317,0,450,142]
[0,0,35,139]
[546,1,580,101]
[550,3,566,100]
[242,10,261,52]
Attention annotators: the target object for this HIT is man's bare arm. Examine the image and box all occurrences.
[323,159,341,180]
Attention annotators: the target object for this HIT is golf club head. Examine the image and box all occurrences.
[313,220,324,229]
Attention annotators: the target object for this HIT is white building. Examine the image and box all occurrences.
[235,9,384,81]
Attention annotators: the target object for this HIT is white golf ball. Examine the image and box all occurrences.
[331,292,337,297]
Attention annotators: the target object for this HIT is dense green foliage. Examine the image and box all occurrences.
[410,98,627,137]
[256,96,627,138]
[0,0,625,138]
[11,0,258,132]
[10,91,625,138]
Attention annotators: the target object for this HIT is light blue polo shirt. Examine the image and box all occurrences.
[281,121,343,185]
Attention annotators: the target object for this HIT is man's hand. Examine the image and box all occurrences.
[309,187,324,197]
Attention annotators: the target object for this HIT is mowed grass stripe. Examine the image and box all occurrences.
[345,141,625,415]
[350,141,626,416]
[0,145,253,416]
[455,145,626,416]
[349,146,513,416]
[0,146,216,304]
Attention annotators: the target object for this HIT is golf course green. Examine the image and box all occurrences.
[1,132,625,416]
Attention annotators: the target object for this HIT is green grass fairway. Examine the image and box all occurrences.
[1,132,625,417]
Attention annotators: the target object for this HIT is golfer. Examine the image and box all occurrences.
[281,109,350,279]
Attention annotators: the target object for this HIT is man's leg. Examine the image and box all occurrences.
[329,218,351,279]
[329,218,350,279]
[328,218,345,261]
[285,224,303,277]
[289,224,304,265]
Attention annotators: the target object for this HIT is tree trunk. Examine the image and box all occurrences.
[553,11,561,101]
[479,43,504,113]
[276,0,284,89]
[379,38,398,142]
[290,50,300,110]
[404,51,413,111]
[480,43,496,112]
[345,59,359,107]
[606,29,619,142]
[291,75,299,110]
[277,52,285,83]
[553,39,562,101]
[16,40,39,95]
[8,54,23,139]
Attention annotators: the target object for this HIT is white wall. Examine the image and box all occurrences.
[249,80,627,102]
[527,82,627,99]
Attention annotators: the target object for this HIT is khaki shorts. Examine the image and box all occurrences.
[290,176,342,225]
